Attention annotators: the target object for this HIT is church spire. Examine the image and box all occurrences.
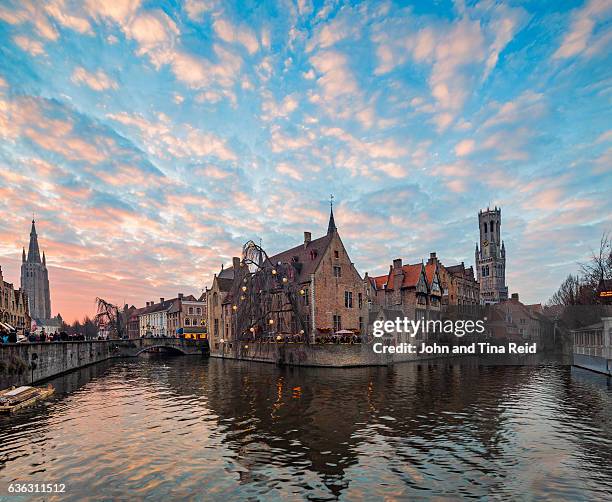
[28,219,41,263]
[43,251,46,266]
[22,247,26,262]
[327,194,337,235]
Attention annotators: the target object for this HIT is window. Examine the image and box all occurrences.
[310,249,318,260]
[214,319,219,337]
[333,315,342,332]
[484,222,488,233]
[358,293,363,309]
[334,250,339,259]
[359,316,364,334]
[213,292,218,306]
[188,307,194,314]
[185,318,191,326]
[333,265,342,278]
[196,307,201,315]
[304,288,309,306]
[344,291,353,308]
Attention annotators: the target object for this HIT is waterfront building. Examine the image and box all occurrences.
[426,253,480,309]
[475,207,508,304]
[127,307,143,339]
[207,265,235,351]
[571,316,612,375]
[366,258,442,331]
[167,293,207,338]
[20,219,51,320]
[0,264,30,334]
[210,205,367,354]
[138,298,175,337]
[489,293,543,342]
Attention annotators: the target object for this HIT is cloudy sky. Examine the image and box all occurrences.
[0,0,610,322]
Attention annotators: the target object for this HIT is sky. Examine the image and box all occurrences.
[0,0,610,322]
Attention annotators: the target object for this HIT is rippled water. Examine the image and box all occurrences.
[1,357,611,500]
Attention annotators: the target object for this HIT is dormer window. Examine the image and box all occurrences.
[334,250,339,259]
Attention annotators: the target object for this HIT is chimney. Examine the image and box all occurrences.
[303,231,311,247]
[393,258,403,270]
[178,293,183,300]
[160,297,165,303]
[232,256,241,270]
[511,293,519,302]
[428,252,437,264]
[145,302,149,307]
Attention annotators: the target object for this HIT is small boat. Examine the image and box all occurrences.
[0,385,55,414]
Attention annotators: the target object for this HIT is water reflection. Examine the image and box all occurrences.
[0,357,610,500]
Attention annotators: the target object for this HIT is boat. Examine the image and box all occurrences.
[0,385,55,414]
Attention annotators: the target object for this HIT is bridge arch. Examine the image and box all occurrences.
[134,344,187,356]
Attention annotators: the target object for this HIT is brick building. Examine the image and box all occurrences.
[366,257,442,329]
[425,252,479,309]
[207,265,235,351]
[167,293,207,338]
[209,206,366,354]
[0,264,30,335]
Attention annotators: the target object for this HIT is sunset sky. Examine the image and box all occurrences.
[0,0,610,322]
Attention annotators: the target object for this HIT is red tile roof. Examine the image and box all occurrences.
[371,263,424,291]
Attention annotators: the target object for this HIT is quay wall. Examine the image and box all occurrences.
[212,341,430,367]
[0,338,208,388]
[573,353,612,376]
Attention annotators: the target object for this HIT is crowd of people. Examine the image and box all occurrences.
[0,330,87,343]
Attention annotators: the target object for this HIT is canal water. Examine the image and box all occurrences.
[1,357,611,500]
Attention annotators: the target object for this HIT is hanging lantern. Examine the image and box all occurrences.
[272,269,277,275]
[232,305,237,311]
[268,319,274,325]
[249,327,255,333]
[299,329,304,335]
[241,285,247,292]
[240,295,245,301]
[299,289,305,295]
[282,277,288,283]
[276,335,282,341]
[244,345,249,349]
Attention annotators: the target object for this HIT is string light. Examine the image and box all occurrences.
[269,319,274,325]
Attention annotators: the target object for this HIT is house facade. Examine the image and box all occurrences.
[209,206,367,355]
[0,264,30,334]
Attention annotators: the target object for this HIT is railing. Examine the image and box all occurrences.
[574,346,612,358]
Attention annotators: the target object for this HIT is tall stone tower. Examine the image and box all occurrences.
[20,220,51,320]
[475,207,508,304]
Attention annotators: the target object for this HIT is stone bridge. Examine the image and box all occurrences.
[116,337,209,357]
[0,337,209,387]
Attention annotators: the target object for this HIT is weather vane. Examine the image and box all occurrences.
[330,194,334,209]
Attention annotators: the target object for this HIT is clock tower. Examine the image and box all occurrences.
[475,207,508,304]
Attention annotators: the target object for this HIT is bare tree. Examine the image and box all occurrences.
[547,274,584,306]
[580,231,611,289]
[94,297,125,339]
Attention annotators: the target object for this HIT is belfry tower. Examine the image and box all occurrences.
[20,220,51,320]
[475,207,508,304]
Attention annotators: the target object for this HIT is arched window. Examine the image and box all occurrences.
[213,292,218,306]
[484,222,488,233]
[490,221,494,233]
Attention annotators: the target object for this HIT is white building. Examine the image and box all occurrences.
[139,298,174,337]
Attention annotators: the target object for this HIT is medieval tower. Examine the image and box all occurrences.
[475,207,508,304]
[20,220,51,320]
